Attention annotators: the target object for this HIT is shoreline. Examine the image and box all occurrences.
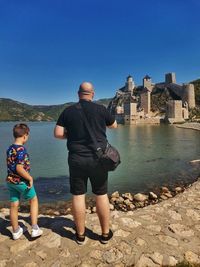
[176,122,200,131]
[0,175,199,216]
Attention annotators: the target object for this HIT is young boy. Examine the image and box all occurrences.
[6,123,43,240]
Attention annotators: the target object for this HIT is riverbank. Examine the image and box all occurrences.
[0,177,200,266]
[176,122,200,131]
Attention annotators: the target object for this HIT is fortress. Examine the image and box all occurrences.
[108,73,196,124]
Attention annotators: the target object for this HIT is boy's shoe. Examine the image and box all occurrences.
[12,226,25,240]
[75,232,87,245]
[31,227,43,238]
[100,229,113,244]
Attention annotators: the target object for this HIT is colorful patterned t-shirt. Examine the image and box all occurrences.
[6,144,31,184]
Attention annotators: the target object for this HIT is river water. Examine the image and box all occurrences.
[0,122,199,203]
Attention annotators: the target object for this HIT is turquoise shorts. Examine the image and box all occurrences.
[7,182,36,202]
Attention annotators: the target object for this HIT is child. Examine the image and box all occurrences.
[6,123,43,240]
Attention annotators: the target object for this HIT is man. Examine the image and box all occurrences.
[54,82,117,245]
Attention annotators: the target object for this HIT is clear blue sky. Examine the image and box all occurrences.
[0,0,200,105]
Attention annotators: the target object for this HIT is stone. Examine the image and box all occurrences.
[195,225,200,231]
[168,210,182,221]
[92,206,97,213]
[60,249,70,258]
[160,195,168,200]
[164,192,173,198]
[120,218,141,228]
[51,260,61,267]
[102,248,123,264]
[111,191,120,198]
[149,252,163,265]
[24,263,38,267]
[158,235,178,246]
[134,193,148,202]
[0,260,8,267]
[140,215,156,223]
[149,192,158,200]
[135,255,158,267]
[146,225,161,232]
[90,250,103,260]
[175,187,182,193]
[39,232,61,248]
[186,209,200,221]
[36,250,47,260]
[122,193,133,201]
[114,229,130,237]
[161,186,170,193]
[109,204,115,210]
[10,239,36,254]
[124,199,132,206]
[168,224,194,237]
[184,251,200,264]
[135,237,146,246]
[119,242,132,255]
[163,256,178,266]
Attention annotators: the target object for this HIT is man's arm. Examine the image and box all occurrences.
[54,125,67,139]
[107,120,118,129]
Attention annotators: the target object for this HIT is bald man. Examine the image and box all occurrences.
[54,82,117,245]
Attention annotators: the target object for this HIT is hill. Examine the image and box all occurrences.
[191,78,200,106]
[0,98,112,121]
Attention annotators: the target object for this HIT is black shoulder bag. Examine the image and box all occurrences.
[77,103,121,171]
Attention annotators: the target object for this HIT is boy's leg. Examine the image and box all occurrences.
[72,194,86,235]
[29,196,38,226]
[95,194,110,234]
[10,201,19,232]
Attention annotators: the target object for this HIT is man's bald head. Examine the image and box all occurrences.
[78,82,94,99]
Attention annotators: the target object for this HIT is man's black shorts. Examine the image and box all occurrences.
[68,154,108,195]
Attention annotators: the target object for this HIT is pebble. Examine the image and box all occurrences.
[134,193,148,202]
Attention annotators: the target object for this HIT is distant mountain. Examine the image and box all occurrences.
[0,98,112,121]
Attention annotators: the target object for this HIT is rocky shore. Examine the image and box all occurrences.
[176,122,200,131]
[1,177,200,267]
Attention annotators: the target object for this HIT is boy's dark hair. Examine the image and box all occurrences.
[13,124,30,138]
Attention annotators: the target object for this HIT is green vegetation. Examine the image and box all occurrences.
[0,98,111,121]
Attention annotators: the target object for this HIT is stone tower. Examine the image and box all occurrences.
[182,83,195,108]
[140,88,151,115]
[143,75,152,90]
[166,100,184,123]
[125,75,135,92]
[165,73,176,84]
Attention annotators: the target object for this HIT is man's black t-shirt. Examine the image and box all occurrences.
[56,99,115,155]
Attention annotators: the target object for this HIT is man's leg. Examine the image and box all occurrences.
[72,194,86,235]
[96,194,110,234]
[10,201,19,232]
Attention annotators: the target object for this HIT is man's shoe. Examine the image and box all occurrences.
[12,226,24,240]
[75,232,86,245]
[31,227,43,238]
[100,229,113,244]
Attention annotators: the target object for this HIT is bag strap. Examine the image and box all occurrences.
[76,102,103,157]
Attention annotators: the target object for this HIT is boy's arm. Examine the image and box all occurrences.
[16,164,33,188]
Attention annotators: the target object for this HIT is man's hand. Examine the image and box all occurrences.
[107,120,118,129]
